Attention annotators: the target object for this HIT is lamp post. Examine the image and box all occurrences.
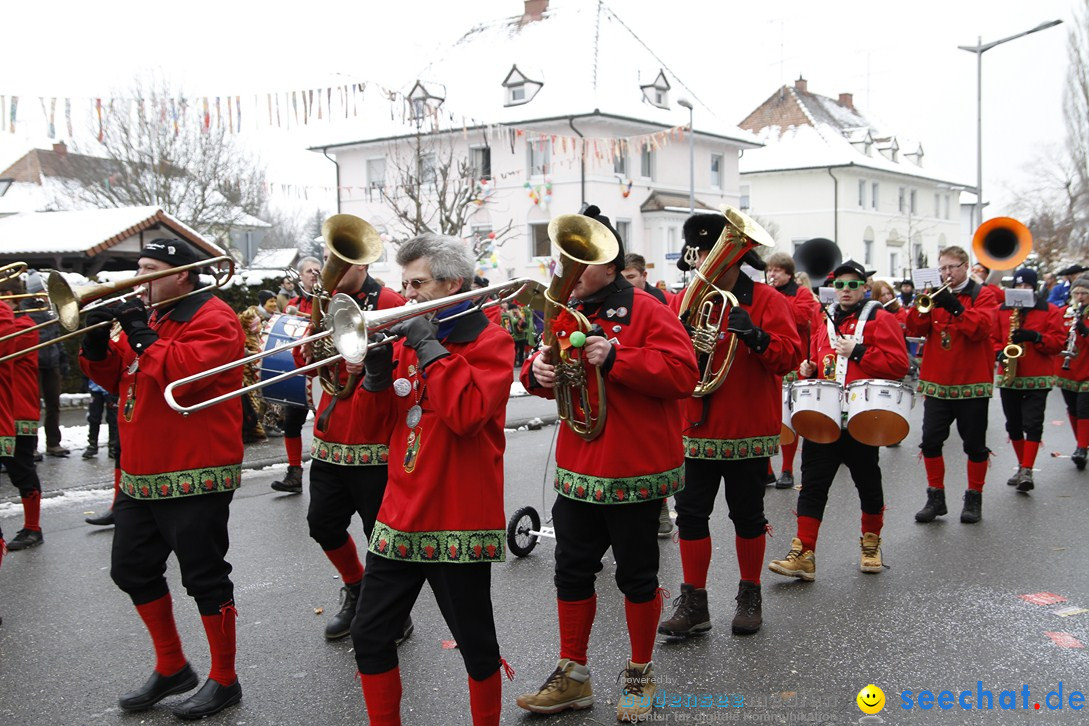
[959,19,1062,232]
[677,97,694,214]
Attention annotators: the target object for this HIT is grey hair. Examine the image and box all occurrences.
[296,256,321,271]
[396,233,474,292]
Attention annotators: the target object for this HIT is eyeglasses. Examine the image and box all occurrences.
[938,263,966,273]
[402,278,436,290]
[832,280,865,290]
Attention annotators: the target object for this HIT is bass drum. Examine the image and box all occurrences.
[845,379,914,446]
[780,383,796,446]
[259,313,311,408]
[790,380,842,444]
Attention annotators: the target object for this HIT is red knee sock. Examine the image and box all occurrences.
[324,536,365,586]
[1078,420,1089,448]
[780,439,798,473]
[468,669,502,726]
[967,460,988,492]
[21,490,41,532]
[112,468,121,507]
[679,537,712,589]
[134,594,187,676]
[735,534,766,585]
[360,667,402,726]
[557,595,596,665]
[861,511,883,537]
[924,456,945,489]
[766,460,775,476]
[201,603,237,686]
[0,536,4,568]
[624,596,661,665]
[796,515,821,552]
[1011,438,1025,463]
[1021,440,1041,468]
[1070,413,1078,432]
[284,436,303,468]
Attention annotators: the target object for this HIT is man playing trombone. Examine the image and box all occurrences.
[79,239,246,719]
[347,234,514,726]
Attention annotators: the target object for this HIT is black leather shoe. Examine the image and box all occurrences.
[6,528,43,551]
[171,677,242,720]
[85,510,115,526]
[774,471,794,489]
[118,663,199,712]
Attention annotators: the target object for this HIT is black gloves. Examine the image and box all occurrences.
[113,299,159,355]
[362,337,395,392]
[726,307,770,353]
[932,288,964,316]
[1077,321,1089,337]
[390,316,449,369]
[848,343,867,363]
[1010,328,1042,345]
[80,307,115,361]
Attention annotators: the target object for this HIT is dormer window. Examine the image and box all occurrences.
[407,81,445,121]
[502,65,543,107]
[905,143,924,167]
[640,69,671,110]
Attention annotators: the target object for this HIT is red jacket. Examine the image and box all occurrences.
[906,280,999,399]
[1055,305,1089,390]
[362,311,513,563]
[521,280,698,504]
[0,302,14,452]
[671,274,803,459]
[287,294,314,316]
[80,292,245,499]
[302,277,405,465]
[807,303,909,384]
[777,280,820,383]
[10,313,40,434]
[992,301,1064,389]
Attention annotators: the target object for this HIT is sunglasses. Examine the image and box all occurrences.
[832,280,865,290]
[402,278,437,290]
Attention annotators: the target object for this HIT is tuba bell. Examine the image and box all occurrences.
[678,207,775,397]
[973,217,1032,275]
[541,214,619,442]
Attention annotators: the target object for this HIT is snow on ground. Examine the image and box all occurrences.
[509,380,528,398]
[0,487,111,516]
[38,424,97,453]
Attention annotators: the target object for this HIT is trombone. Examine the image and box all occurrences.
[0,293,51,314]
[0,262,27,284]
[0,258,235,363]
[164,277,544,415]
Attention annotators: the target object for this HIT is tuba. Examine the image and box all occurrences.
[678,207,775,397]
[542,214,619,442]
[308,214,384,400]
[973,217,1032,277]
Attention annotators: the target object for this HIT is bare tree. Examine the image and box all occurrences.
[378,127,514,261]
[61,78,267,247]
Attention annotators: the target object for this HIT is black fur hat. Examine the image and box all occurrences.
[581,204,625,269]
[678,214,727,271]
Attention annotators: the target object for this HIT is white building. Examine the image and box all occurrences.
[738,77,971,281]
[312,0,759,288]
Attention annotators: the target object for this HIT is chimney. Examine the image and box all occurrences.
[838,93,854,110]
[52,141,68,157]
[794,76,808,93]
[521,0,548,23]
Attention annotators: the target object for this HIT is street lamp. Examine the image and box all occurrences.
[677,97,694,214]
[959,19,1063,232]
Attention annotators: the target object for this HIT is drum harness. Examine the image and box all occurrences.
[824,300,880,425]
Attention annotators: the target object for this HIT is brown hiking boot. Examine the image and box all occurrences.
[516,659,593,714]
[657,583,710,637]
[616,661,656,722]
[768,537,816,581]
[860,532,883,573]
[731,580,762,635]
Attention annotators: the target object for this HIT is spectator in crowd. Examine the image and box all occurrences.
[256,290,280,320]
[26,270,68,457]
[83,377,119,460]
[1050,265,1089,307]
[899,279,916,307]
[276,277,297,311]
[237,306,268,444]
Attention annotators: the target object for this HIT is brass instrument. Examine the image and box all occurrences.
[0,292,50,313]
[164,278,542,415]
[0,258,235,363]
[997,308,1024,386]
[915,283,952,314]
[1061,303,1084,370]
[793,237,841,282]
[308,214,384,400]
[541,214,619,441]
[0,262,27,284]
[973,216,1032,276]
[678,207,775,397]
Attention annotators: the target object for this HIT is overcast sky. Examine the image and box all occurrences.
[1,0,1077,218]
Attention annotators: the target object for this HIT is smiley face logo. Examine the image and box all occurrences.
[856,684,885,714]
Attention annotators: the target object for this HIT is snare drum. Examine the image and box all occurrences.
[259,313,311,407]
[845,379,914,446]
[790,380,843,444]
[780,383,796,446]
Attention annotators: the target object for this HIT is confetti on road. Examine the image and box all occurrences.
[1044,632,1084,649]
[1052,606,1089,617]
[1021,592,1068,606]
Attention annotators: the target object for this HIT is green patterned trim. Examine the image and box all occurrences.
[369,522,505,563]
[553,465,684,504]
[311,438,389,466]
[1056,377,1089,393]
[121,464,242,500]
[997,375,1054,391]
[14,420,38,437]
[0,437,13,457]
[782,371,800,384]
[683,435,780,461]
[917,381,993,400]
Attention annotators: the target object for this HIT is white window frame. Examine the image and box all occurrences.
[527,138,552,178]
[710,153,723,189]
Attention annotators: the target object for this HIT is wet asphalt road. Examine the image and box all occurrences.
[1,387,1088,725]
